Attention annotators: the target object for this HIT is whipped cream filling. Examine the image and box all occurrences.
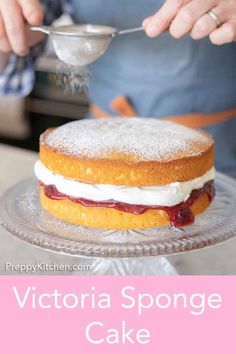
[34,160,215,207]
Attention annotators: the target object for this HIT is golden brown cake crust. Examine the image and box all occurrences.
[40,187,211,230]
[40,119,214,186]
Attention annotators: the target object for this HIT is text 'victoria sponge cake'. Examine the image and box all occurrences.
[34,118,215,230]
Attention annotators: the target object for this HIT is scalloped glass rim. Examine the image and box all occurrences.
[0,172,236,258]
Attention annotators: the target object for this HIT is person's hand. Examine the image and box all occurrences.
[0,0,43,56]
[143,0,236,45]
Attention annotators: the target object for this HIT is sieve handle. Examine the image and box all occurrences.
[30,26,51,35]
[117,26,144,36]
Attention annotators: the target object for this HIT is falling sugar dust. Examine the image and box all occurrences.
[56,61,92,94]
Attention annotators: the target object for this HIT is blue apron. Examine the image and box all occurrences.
[70,0,236,175]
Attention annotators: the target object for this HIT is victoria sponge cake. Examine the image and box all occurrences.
[35,118,215,230]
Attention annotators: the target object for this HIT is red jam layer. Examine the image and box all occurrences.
[41,181,215,227]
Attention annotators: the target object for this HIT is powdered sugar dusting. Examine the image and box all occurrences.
[44,118,213,162]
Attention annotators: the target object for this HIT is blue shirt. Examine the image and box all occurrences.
[0,0,236,174]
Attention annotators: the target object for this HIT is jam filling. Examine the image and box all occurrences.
[41,181,215,227]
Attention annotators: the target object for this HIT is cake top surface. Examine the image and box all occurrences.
[42,118,213,162]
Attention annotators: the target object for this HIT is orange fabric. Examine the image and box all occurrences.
[90,104,110,118]
[91,96,236,127]
[163,108,236,128]
[110,96,137,117]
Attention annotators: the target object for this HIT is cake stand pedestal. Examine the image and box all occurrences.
[75,256,178,275]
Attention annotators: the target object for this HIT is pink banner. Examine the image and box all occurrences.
[0,276,235,353]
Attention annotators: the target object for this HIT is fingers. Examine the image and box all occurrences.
[142,16,153,28]
[0,0,43,56]
[0,0,28,56]
[191,3,235,40]
[191,7,223,40]
[0,15,11,53]
[210,22,236,45]
[144,0,186,37]
[18,0,43,25]
[190,13,217,39]
[143,0,236,45]
[169,0,217,38]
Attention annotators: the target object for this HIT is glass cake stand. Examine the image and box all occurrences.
[0,172,236,275]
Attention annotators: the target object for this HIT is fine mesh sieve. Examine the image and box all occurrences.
[31,24,144,66]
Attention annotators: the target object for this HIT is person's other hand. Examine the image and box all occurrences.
[0,0,43,56]
[143,0,236,45]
